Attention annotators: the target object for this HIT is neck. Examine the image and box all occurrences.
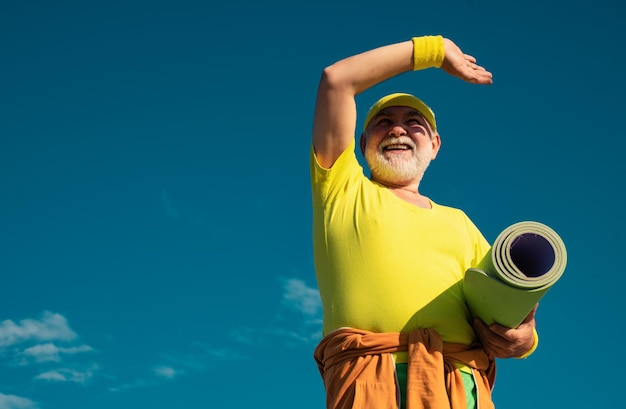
[373,179,431,209]
[392,186,419,194]
[390,188,431,208]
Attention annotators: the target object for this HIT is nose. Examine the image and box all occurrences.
[388,124,406,137]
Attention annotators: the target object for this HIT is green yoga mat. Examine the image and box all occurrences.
[464,221,567,328]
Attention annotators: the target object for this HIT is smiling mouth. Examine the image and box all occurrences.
[383,143,413,152]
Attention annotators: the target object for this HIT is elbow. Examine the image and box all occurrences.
[318,63,350,94]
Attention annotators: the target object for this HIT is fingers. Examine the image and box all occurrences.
[473,318,499,345]
[462,59,492,84]
[472,319,502,356]
[473,318,530,358]
[464,53,477,63]
[487,305,536,336]
[485,323,512,337]
[440,56,492,84]
[441,38,493,84]
[473,319,507,345]
[463,53,492,82]
[472,64,493,82]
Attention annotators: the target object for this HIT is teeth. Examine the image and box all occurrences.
[384,144,410,150]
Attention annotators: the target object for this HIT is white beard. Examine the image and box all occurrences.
[364,137,433,185]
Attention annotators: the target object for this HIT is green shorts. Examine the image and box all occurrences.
[395,363,476,409]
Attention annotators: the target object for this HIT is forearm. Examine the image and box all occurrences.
[321,41,413,96]
[321,36,444,97]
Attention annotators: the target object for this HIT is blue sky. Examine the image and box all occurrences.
[1,0,625,408]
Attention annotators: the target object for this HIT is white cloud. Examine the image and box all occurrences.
[158,346,245,374]
[153,366,178,379]
[110,363,184,393]
[33,371,67,382]
[20,343,94,363]
[0,312,76,348]
[109,379,150,393]
[282,278,322,317]
[0,392,39,409]
[34,365,97,384]
[227,278,323,349]
[0,312,99,405]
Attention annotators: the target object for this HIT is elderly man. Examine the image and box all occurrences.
[310,35,538,409]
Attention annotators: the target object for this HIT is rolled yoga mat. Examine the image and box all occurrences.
[464,221,567,328]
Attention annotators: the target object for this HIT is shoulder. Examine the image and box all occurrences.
[311,140,369,204]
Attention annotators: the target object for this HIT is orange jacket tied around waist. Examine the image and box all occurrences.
[314,327,496,409]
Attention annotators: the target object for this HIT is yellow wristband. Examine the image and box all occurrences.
[516,328,539,359]
[411,35,445,71]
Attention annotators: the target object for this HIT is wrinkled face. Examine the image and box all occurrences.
[362,106,440,185]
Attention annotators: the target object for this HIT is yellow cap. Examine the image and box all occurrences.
[363,93,436,132]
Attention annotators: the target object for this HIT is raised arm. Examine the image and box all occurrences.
[312,40,414,169]
[311,36,493,169]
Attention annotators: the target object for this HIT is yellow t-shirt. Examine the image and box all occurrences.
[311,141,491,361]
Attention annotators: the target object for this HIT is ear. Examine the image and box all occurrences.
[359,132,367,156]
[431,132,442,160]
